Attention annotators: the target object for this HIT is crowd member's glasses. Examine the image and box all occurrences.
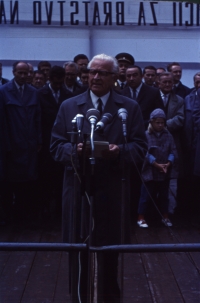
[89,69,114,77]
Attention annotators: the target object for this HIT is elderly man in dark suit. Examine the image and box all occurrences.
[50,54,147,303]
[121,65,164,128]
[167,62,191,98]
[0,61,42,225]
[38,65,72,220]
[158,72,185,215]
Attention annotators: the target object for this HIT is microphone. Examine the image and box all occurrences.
[76,114,84,135]
[95,113,113,131]
[86,108,100,125]
[71,117,77,145]
[118,108,128,137]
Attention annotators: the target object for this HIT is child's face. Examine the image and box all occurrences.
[151,118,165,132]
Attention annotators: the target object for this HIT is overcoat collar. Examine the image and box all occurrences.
[75,89,125,120]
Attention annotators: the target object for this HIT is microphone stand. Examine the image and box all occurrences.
[118,110,128,303]
[87,118,96,303]
[120,135,126,303]
[67,122,79,303]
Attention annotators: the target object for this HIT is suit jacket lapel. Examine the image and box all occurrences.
[8,80,22,104]
[137,83,145,103]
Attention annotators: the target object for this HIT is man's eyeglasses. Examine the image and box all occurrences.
[89,69,114,77]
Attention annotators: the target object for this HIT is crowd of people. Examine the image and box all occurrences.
[0,54,200,230]
[1,53,200,302]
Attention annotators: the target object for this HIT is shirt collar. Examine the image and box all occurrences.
[49,83,60,94]
[14,80,24,91]
[117,79,127,86]
[160,90,169,98]
[64,83,74,92]
[90,90,110,110]
[135,82,143,94]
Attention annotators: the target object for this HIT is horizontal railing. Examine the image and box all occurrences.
[0,242,200,252]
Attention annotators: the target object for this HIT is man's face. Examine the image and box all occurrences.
[40,65,50,81]
[51,77,64,92]
[194,75,200,90]
[171,65,182,83]
[155,69,165,87]
[76,59,89,71]
[143,69,156,86]
[118,61,130,77]
[32,73,45,89]
[126,67,142,89]
[64,65,78,87]
[159,75,173,94]
[80,73,89,85]
[27,64,34,84]
[13,62,28,86]
[88,59,115,97]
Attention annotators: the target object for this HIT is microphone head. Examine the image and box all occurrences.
[76,114,84,133]
[101,113,113,123]
[95,113,113,131]
[86,108,100,123]
[118,108,128,120]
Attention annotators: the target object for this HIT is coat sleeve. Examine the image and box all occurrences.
[117,101,148,169]
[166,95,185,132]
[50,102,75,165]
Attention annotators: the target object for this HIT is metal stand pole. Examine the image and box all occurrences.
[120,138,126,303]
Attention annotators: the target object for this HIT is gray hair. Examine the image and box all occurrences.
[88,54,119,74]
[158,71,173,81]
[63,61,79,72]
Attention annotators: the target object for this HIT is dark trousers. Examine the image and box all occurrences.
[138,180,170,215]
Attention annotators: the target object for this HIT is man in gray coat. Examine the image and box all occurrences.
[50,54,147,303]
[158,72,184,214]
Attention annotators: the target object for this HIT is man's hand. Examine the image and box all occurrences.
[102,144,120,159]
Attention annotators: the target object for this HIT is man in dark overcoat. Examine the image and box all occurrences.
[50,54,147,303]
[38,66,72,219]
[158,72,185,215]
[0,61,42,224]
[121,65,164,128]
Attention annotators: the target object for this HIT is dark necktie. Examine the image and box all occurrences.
[132,88,137,100]
[54,91,59,103]
[120,82,125,90]
[162,94,168,107]
[97,98,103,115]
[173,86,177,94]
[19,86,23,98]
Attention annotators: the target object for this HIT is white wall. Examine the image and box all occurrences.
[1,0,200,87]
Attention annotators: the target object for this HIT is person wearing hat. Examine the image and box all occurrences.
[114,52,135,90]
[137,108,178,228]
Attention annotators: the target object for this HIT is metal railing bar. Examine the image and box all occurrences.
[0,242,200,252]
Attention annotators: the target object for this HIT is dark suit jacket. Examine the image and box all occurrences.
[1,78,9,85]
[0,79,41,182]
[50,89,147,245]
[121,83,164,128]
[173,81,191,99]
[165,92,185,176]
[39,85,73,154]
